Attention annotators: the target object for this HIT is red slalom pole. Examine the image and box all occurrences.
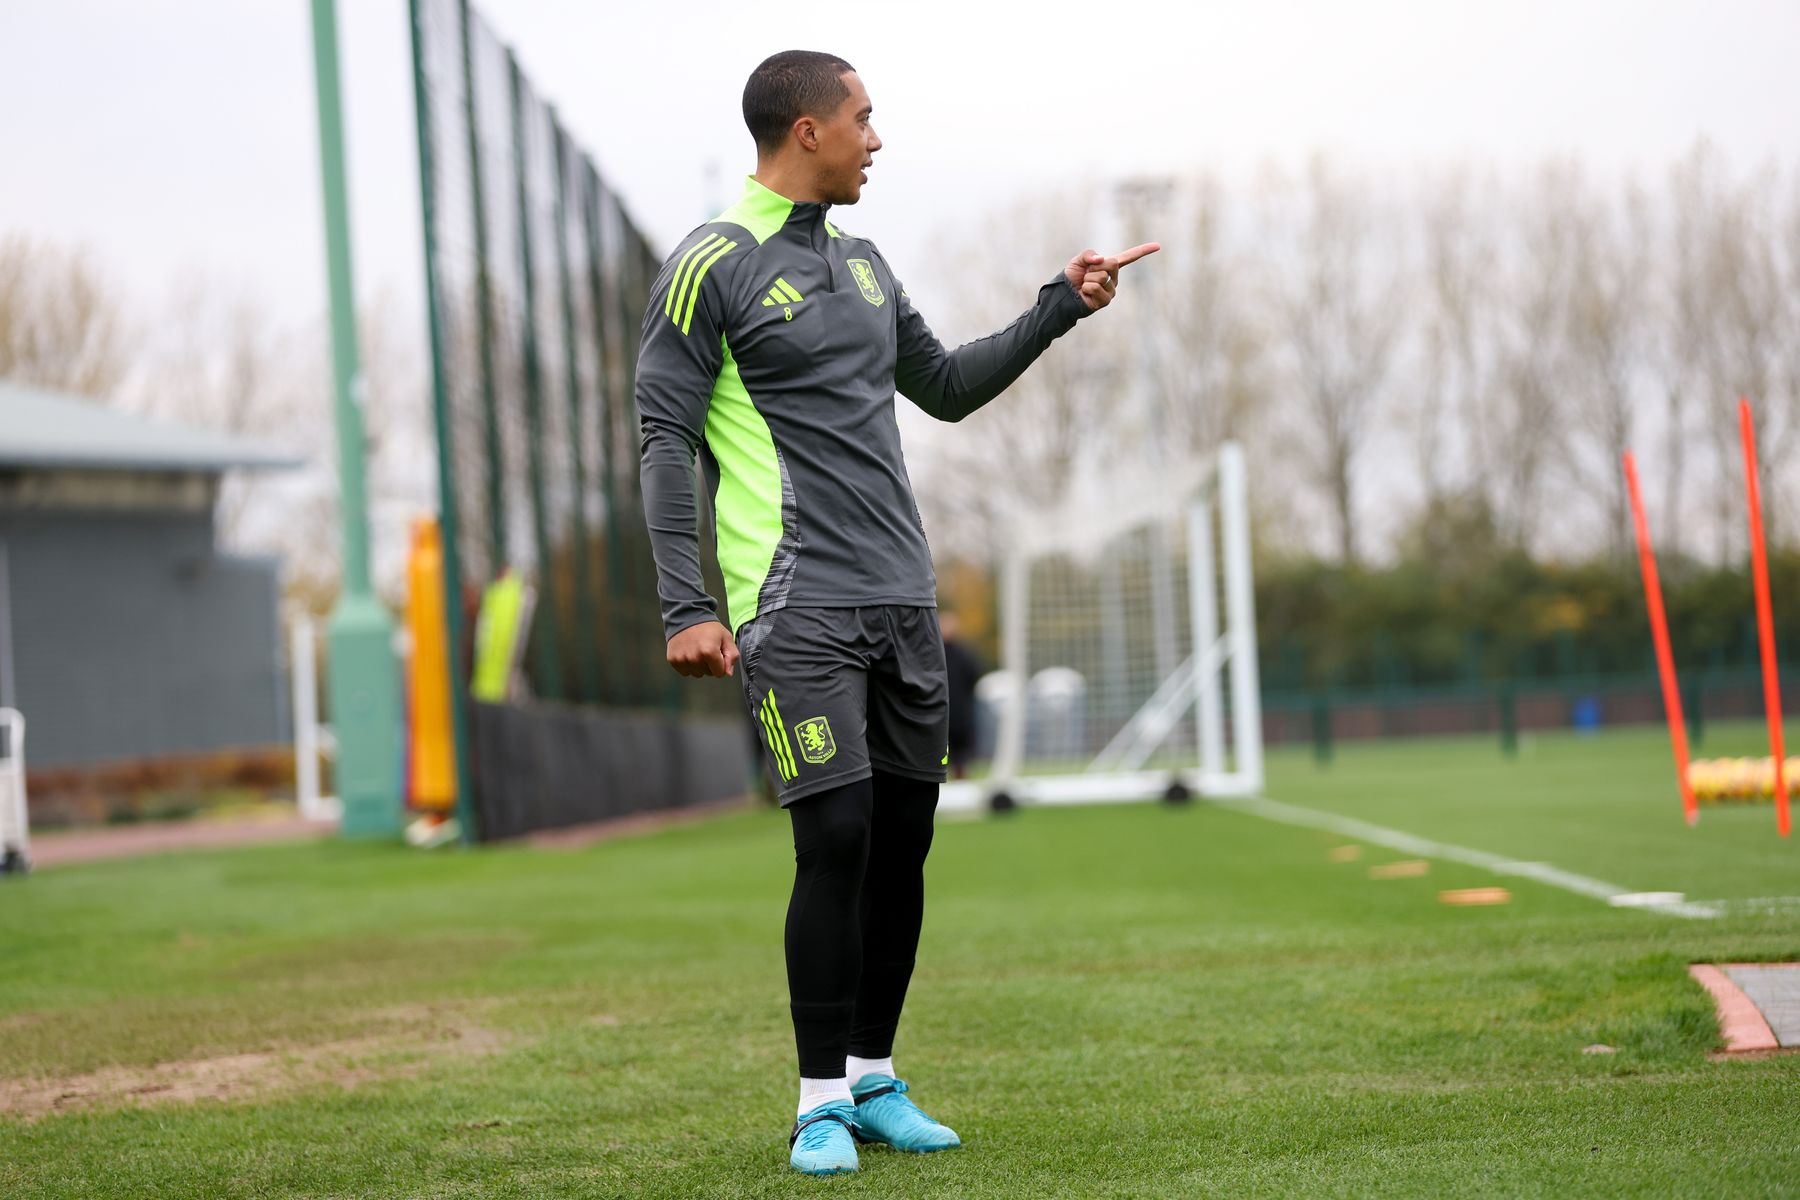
[1739,398,1790,837]
[1624,451,1697,825]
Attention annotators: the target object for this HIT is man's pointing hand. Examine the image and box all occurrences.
[1064,242,1161,312]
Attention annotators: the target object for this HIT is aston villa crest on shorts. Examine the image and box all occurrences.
[795,715,837,764]
[847,259,884,307]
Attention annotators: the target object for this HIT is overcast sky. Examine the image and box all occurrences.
[4,0,1798,340]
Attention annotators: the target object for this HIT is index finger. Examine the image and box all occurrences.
[1113,242,1161,268]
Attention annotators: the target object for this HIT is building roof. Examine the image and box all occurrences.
[0,380,303,473]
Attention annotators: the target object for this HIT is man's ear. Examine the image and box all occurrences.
[793,116,819,152]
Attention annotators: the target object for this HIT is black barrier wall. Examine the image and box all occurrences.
[468,705,751,842]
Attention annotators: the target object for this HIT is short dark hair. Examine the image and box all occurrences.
[743,50,856,155]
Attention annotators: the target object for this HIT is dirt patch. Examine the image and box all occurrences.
[0,1001,512,1123]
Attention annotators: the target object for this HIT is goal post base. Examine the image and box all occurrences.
[940,767,1260,816]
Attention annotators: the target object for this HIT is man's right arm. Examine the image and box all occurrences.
[636,231,735,647]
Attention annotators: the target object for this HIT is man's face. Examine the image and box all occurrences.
[811,71,880,205]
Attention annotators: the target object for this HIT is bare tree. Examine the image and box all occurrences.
[127,276,431,611]
[1775,168,1800,540]
[1563,173,1649,561]
[128,279,305,543]
[910,188,1120,561]
[1269,158,1403,565]
[1667,147,1788,560]
[1483,164,1584,554]
[1137,174,1267,466]
[915,175,1273,563]
[0,234,134,396]
[1648,148,1712,561]
[1415,167,1502,515]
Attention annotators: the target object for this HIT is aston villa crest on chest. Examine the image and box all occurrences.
[847,258,884,307]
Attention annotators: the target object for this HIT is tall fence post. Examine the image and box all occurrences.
[1311,692,1332,766]
[1498,684,1518,758]
[408,0,478,843]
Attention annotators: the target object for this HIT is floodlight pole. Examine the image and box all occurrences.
[309,0,404,838]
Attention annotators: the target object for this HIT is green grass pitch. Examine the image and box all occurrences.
[2,721,1796,1197]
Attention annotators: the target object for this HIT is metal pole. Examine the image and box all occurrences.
[290,612,321,820]
[0,540,16,709]
[1100,539,1126,729]
[409,0,479,844]
[1187,498,1223,783]
[989,546,1030,794]
[310,0,403,837]
[0,708,27,872]
[1219,442,1263,791]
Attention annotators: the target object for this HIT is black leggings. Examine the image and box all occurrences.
[785,769,939,1079]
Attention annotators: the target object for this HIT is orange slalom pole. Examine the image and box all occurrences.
[1623,451,1697,825]
[1739,399,1790,837]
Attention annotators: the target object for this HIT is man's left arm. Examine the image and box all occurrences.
[887,243,1159,423]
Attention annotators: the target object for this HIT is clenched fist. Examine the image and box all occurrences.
[666,620,740,678]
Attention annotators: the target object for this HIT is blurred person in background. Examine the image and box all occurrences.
[938,610,982,780]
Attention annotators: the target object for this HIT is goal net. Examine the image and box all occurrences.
[942,442,1262,813]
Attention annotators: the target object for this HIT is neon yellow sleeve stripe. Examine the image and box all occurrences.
[679,240,737,335]
[664,236,713,317]
[665,234,721,318]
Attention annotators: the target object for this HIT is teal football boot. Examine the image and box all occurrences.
[849,1074,961,1152]
[788,1099,859,1175]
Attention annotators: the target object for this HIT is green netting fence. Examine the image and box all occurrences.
[408,0,746,836]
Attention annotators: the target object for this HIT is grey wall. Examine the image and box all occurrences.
[0,509,287,768]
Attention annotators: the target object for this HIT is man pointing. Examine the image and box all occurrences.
[634,48,1157,1177]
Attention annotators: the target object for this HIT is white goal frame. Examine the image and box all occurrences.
[940,442,1262,814]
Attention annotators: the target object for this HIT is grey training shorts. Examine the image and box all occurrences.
[736,605,949,806]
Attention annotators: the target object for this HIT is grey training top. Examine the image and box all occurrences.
[636,175,1091,643]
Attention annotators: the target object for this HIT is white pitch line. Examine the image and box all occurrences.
[1683,895,1800,917]
[1215,794,1717,920]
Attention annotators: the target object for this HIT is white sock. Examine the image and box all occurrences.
[797,1075,851,1117]
[845,1054,895,1086]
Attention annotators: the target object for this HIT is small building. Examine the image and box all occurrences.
[0,380,301,770]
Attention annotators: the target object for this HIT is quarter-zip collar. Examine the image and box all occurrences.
[731,175,838,245]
